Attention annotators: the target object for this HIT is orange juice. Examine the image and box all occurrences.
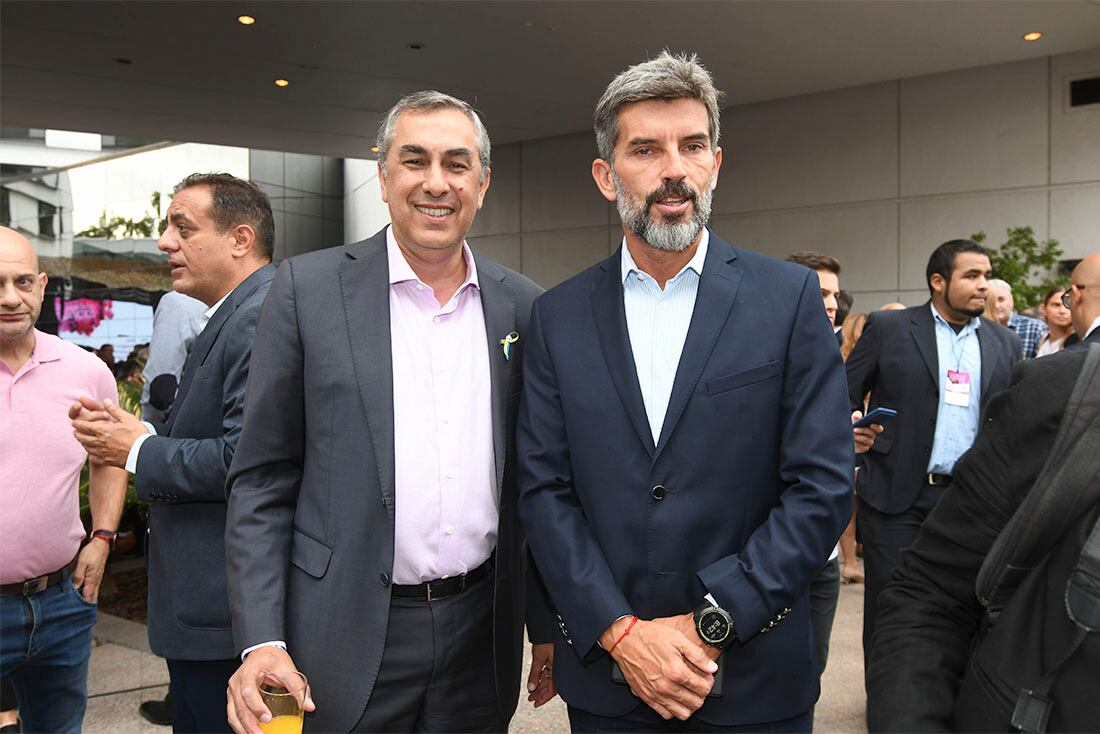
[259,714,302,734]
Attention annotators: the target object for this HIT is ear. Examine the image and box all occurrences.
[929,273,946,295]
[230,224,257,259]
[475,167,491,210]
[592,158,617,203]
[710,146,723,191]
[378,160,390,203]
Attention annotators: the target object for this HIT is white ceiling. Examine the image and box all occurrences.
[3,0,1100,157]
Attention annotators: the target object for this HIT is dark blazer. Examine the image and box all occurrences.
[516,232,854,725]
[867,348,1099,732]
[845,303,1020,514]
[225,229,549,733]
[136,263,275,660]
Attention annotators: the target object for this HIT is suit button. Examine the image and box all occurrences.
[651,485,666,500]
[379,573,390,587]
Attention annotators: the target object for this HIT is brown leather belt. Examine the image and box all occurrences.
[391,556,492,601]
[1,559,78,597]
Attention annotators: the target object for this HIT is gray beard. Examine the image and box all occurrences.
[612,172,713,252]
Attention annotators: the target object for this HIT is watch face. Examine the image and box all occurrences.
[699,610,730,644]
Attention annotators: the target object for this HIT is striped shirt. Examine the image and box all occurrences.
[621,230,709,444]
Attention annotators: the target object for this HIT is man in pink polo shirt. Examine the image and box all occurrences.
[0,226,128,733]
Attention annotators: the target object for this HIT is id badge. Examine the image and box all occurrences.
[945,370,971,407]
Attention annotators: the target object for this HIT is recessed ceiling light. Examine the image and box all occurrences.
[1023,31,1042,41]
[370,146,380,153]
[406,42,424,51]
[238,15,256,25]
[274,78,290,88]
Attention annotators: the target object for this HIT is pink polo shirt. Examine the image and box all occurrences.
[1,330,118,583]
[387,229,497,585]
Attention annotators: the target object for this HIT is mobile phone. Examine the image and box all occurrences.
[611,656,724,697]
[853,407,897,428]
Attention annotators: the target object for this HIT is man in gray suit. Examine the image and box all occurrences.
[71,173,276,733]
[225,91,554,734]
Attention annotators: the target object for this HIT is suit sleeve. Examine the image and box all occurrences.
[133,301,260,504]
[225,261,306,652]
[517,297,633,659]
[866,360,1056,731]
[695,271,855,641]
[845,311,881,412]
[525,551,555,644]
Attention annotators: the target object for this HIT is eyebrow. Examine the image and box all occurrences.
[168,211,193,226]
[626,133,710,147]
[399,144,473,159]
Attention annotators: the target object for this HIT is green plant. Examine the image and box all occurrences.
[971,226,1064,308]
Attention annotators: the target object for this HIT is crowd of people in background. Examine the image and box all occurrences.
[3,48,1098,734]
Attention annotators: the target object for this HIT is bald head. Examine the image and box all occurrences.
[0,226,39,271]
[0,226,47,347]
[880,302,906,311]
[1068,253,1100,338]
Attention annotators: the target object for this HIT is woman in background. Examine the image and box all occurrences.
[1035,286,1072,357]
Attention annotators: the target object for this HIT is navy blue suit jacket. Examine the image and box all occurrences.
[516,232,853,724]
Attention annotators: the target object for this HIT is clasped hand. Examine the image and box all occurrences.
[602,613,719,721]
[69,395,149,468]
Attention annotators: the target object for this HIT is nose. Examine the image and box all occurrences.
[661,150,688,182]
[157,230,175,253]
[421,161,449,197]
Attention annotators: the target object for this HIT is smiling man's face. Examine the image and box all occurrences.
[379,108,490,257]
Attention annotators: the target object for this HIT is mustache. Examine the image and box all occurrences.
[644,180,698,212]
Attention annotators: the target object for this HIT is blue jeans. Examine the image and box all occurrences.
[1,568,97,733]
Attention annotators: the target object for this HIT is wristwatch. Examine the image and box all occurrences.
[694,599,736,649]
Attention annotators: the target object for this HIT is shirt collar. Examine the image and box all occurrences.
[620,228,710,285]
[386,226,480,292]
[199,293,230,331]
[930,301,981,334]
[29,329,63,363]
[1086,315,1100,340]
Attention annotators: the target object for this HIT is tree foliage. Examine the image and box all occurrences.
[76,191,167,240]
[971,226,1064,308]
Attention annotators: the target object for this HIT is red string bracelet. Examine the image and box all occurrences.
[608,616,639,655]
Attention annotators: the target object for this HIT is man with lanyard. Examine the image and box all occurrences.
[845,239,1020,672]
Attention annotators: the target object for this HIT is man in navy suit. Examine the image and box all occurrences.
[517,52,853,733]
[845,240,1021,670]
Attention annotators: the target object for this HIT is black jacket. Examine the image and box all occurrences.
[866,348,1100,731]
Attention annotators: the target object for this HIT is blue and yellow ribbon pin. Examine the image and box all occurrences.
[500,331,519,361]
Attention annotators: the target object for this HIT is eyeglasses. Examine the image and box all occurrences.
[1063,284,1089,309]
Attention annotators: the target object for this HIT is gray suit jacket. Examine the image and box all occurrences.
[136,263,275,660]
[226,229,550,732]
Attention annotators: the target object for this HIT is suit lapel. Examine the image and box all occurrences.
[475,256,515,497]
[167,264,274,433]
[654,236,742,459]
[909,305,939,387]
[591,251,655,457]
[339,232,396,523]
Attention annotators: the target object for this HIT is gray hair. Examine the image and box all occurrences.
[594,51,725,163]
[988,278,1012,294]
[376,90,491,180]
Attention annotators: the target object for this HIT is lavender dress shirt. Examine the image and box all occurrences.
[387,229,497,585]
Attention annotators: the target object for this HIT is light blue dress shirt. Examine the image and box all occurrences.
[927,303,983,475]
[621,229,709,444]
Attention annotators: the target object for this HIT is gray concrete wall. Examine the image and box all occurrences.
[250,150,344,261]
[344,48,1100,310]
